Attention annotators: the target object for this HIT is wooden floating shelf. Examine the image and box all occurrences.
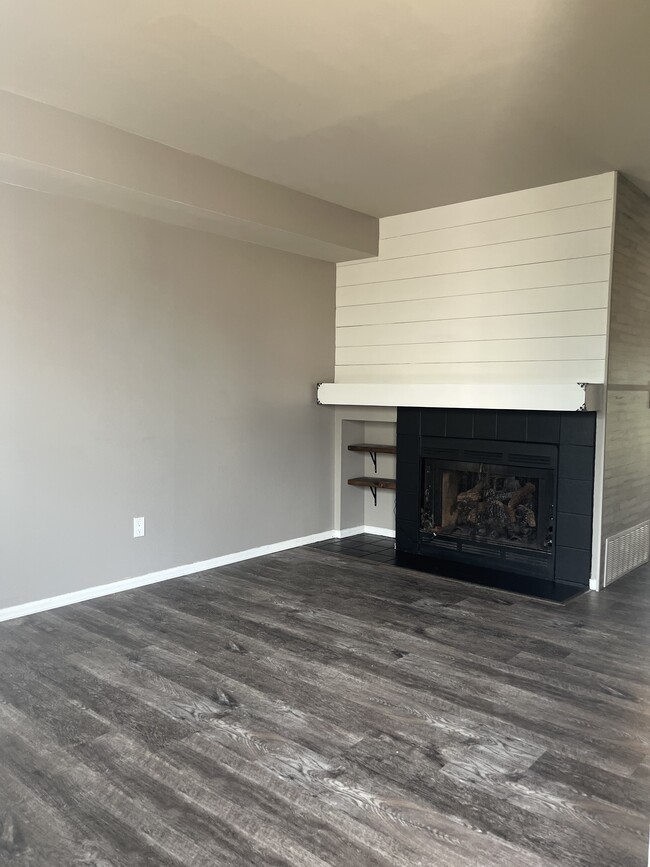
[348,442,396,472]
[348,475,396,507]
[347,443,396,455]
[347,476,396,490]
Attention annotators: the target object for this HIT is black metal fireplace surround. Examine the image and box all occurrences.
[396,408,596,602]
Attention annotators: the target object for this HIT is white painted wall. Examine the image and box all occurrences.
[335,173,616,386]
[361,421,396,534]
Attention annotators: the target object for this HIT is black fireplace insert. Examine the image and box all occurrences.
[395,408,596,600]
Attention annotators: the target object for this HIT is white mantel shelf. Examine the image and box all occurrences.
[317,383,604,412]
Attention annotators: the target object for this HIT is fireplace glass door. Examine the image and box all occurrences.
[421,460,554,552]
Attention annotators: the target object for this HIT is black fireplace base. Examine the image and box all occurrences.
[395,550,586,603]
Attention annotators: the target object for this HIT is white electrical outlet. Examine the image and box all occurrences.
[133,517,145,538]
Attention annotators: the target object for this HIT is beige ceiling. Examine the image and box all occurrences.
[2,0,650,216]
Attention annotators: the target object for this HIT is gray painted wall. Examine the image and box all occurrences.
[0,184,335,609]
[601,177,650,546]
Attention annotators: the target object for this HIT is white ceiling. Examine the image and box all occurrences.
[2,0,650,216]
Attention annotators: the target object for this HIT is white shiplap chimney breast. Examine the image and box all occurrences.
[322,172,616,409]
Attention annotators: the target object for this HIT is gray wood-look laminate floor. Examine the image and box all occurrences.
[1,545,649,866]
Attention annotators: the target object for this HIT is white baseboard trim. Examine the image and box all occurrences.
[333,526,365,539]
[0,529,334,624]
[333,525,395,539]
[364,526,396,539]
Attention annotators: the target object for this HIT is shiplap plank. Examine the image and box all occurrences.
[335,359,606,385]
[379,173,615,240]
[336,256,611,307]
[335,336,607,367]
[337,228,612,287]
[336,283,609,328]
[379,200,613,260]
[336,309,608,347]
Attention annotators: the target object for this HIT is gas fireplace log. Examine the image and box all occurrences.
[485,499,510,527]
[516,505,537,528]
[506,482,536,519]
[457,479,486,503]
[442,476,538,541]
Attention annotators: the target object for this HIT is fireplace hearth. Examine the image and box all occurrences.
[395,408,596,600]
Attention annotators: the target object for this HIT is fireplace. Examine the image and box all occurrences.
[396,408,596,599]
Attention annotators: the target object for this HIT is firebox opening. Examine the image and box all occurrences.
[421,461,552,552]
